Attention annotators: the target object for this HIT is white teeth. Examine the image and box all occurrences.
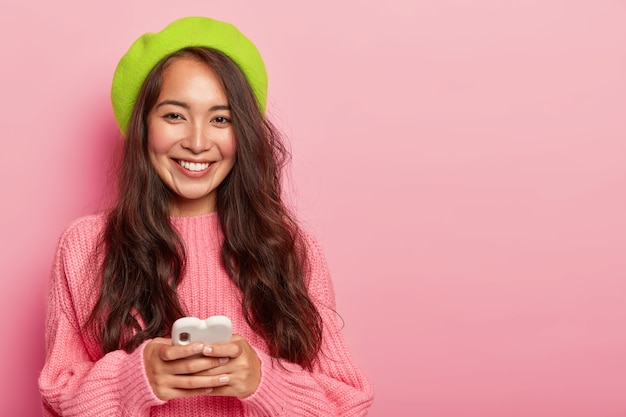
[178,160,210,172]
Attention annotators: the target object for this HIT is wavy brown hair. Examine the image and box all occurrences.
[88,47,322,369]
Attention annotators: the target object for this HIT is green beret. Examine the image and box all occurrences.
[111,16,268,133]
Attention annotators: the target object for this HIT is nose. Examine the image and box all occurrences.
[182,122,210,154]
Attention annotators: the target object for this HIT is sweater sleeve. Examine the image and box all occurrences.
[239,232,375,416]
[38,219,165,416]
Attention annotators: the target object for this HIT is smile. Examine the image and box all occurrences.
[177,160,211,172]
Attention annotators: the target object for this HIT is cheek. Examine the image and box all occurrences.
[147,126,172,157]
[220,135,237,160]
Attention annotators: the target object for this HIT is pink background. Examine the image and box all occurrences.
[1,0,625,415]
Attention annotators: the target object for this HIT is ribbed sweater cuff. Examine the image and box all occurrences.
[240,350,290,416]
[118,340,166,413]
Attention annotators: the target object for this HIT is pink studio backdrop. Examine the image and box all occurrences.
[1,0,624,415]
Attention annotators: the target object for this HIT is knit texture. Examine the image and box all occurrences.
[39,213,374,416]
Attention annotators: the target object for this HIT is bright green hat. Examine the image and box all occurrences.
[111,16,268,134]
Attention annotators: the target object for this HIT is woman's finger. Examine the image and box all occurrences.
[159,342,204,361]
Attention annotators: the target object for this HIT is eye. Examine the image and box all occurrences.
[212,116,231,125]
[164,113,184,121]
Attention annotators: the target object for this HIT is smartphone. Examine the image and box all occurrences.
[171,315,233,346]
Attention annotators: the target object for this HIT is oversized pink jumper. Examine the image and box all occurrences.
[39,213,374,416]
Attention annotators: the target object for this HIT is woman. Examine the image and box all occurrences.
[39,16,374,416]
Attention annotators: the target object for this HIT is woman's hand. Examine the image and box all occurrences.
[143,337,227,400]
[143,335,261,401]
[198,334,261,398]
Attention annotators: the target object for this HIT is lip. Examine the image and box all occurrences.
[173,158,214,178]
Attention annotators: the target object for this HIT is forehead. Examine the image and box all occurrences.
[158,57,227,102]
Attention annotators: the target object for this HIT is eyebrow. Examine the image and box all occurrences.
[155,100,230,112]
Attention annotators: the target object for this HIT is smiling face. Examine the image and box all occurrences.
[147,56,236,216]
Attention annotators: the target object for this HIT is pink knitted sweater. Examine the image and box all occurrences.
[39,213,374,416]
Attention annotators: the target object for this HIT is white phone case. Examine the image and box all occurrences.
[171,315,233,345]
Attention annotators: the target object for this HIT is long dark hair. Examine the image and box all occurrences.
[88,47,322,369]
